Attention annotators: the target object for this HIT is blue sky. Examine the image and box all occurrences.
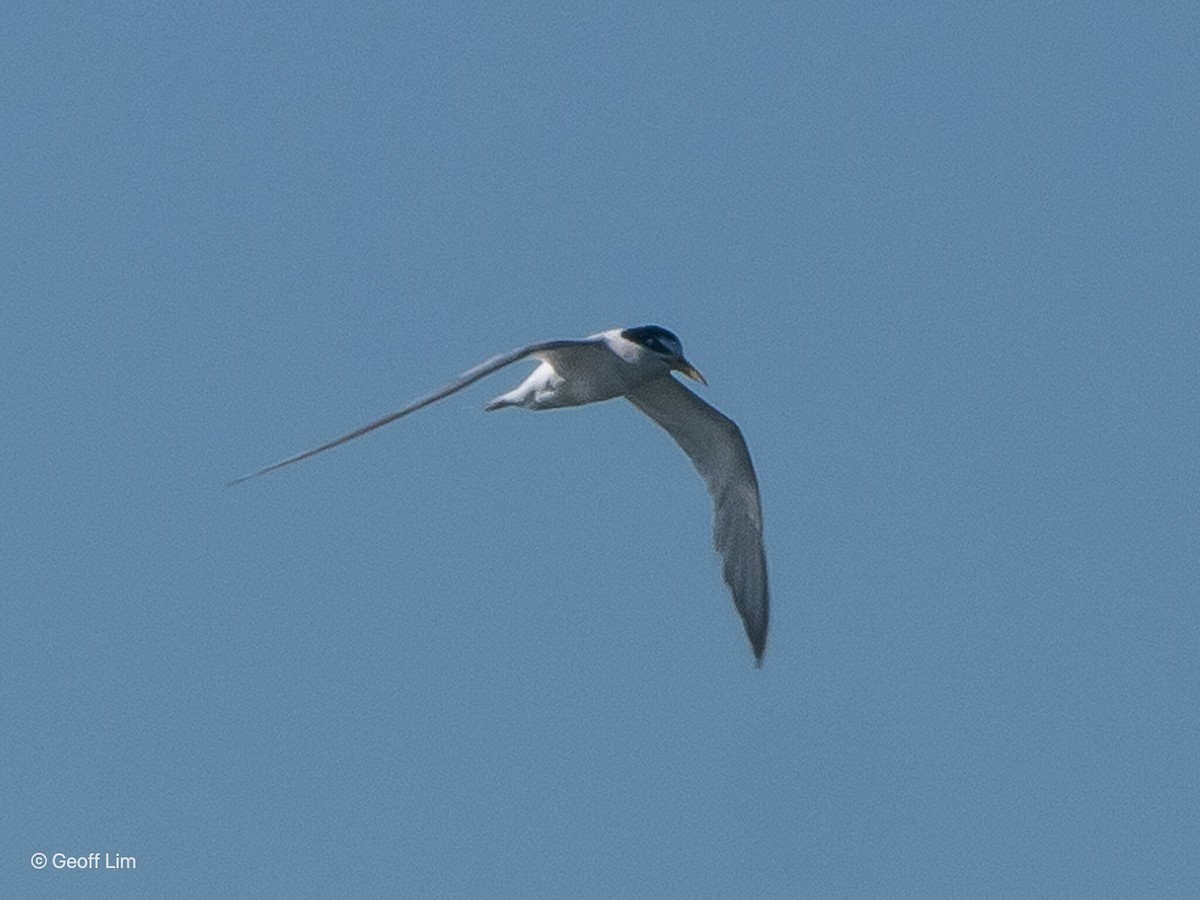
[3,3,1196,897]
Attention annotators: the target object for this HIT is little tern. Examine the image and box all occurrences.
[232,325,769,665]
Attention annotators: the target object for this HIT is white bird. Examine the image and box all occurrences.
[232,326,769,665]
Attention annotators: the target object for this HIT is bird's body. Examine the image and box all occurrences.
[233,325,770,665]
[485,328,679,410]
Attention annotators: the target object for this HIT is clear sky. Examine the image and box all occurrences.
[3,3,1196,897]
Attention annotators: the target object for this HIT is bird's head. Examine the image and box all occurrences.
[620,325,707,385]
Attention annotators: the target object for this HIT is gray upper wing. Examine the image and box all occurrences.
[230,338,595,485]
[626,375,769,665]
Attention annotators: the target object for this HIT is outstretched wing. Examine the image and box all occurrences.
[626,376,769,665]
[230,338,596,485]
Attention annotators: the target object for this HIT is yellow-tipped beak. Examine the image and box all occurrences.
[675,360,707,385]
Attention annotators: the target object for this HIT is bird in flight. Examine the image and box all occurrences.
[232,326,769,665]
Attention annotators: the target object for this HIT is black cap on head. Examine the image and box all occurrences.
[620,325,683,357]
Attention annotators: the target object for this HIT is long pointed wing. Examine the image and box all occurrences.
[229,338,595,485]
[626,375,768,665]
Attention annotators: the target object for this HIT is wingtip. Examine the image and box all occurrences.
[226,468,268,487]
[750,633,767,668]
